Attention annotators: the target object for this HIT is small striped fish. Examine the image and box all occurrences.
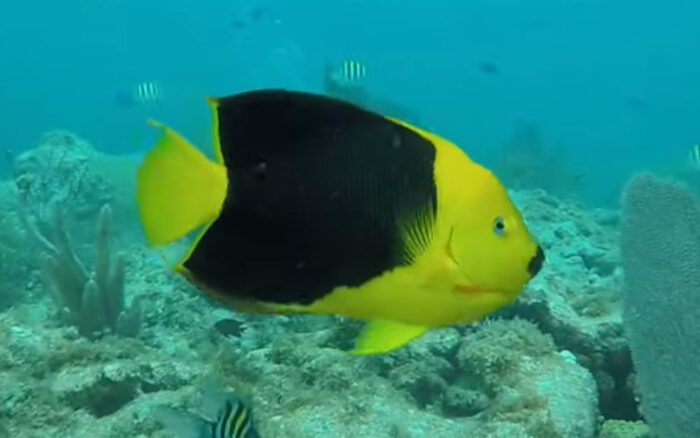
[114,81,162,107]
[331,60,367,85]
[133,81,162,104]
[340,60,366,82]
[210,397,256,438]
[156,390,259,438]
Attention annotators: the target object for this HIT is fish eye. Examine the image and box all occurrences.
[493,216,506,236]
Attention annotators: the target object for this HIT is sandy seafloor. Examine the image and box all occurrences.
[0,131,651,438]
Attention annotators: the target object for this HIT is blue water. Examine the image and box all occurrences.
[1,0,699,204]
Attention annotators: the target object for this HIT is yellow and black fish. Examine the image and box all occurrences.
[136,89,544,354]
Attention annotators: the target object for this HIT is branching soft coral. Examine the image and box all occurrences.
[20,200,141,339]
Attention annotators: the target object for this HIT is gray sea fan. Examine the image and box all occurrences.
[621,172,700,438]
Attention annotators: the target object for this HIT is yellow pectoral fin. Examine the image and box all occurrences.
[351,320,428,355]
[136,119,228,246]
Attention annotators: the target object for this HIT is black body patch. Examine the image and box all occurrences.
[184,90,438,304]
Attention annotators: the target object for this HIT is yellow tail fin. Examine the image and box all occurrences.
[351,319,428,355]
[136,119,228,245]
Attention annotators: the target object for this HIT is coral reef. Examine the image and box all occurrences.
[599,420,651,438]
[504,189,635,422]
[12,130,114,227]
[0,130,143,311]
[0,130,658,437]
[0,182,34,309]
[455,319,598,438]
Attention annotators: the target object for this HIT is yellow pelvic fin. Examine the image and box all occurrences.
[351,319,428,355]
[136,119,228,245]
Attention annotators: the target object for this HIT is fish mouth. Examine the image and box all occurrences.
[528,245,545,277]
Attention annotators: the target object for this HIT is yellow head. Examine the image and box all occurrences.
[426,133,542,323]
[384,118,542,314]
[447,164,542,301]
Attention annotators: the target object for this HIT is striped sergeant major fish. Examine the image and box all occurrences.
[114,80,163,107]
[340,60,366,82]
[155,389,259,438]
[327,59,367,86]
[690,143,700,170]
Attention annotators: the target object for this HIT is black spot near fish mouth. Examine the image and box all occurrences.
[528,245,545,277]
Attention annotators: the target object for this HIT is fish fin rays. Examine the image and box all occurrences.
[397,206,435,265]
[136,119,228,246]
[351,319,428,355]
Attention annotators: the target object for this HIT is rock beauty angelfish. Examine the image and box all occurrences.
[136,89,544,355]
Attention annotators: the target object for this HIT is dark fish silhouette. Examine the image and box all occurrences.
[479,62,499,75]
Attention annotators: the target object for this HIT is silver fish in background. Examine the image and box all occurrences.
[155,389,259,438]
[114,80,163,107]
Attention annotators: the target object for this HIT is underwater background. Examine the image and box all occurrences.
[1,0,699,437]
[2,0,700,204]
